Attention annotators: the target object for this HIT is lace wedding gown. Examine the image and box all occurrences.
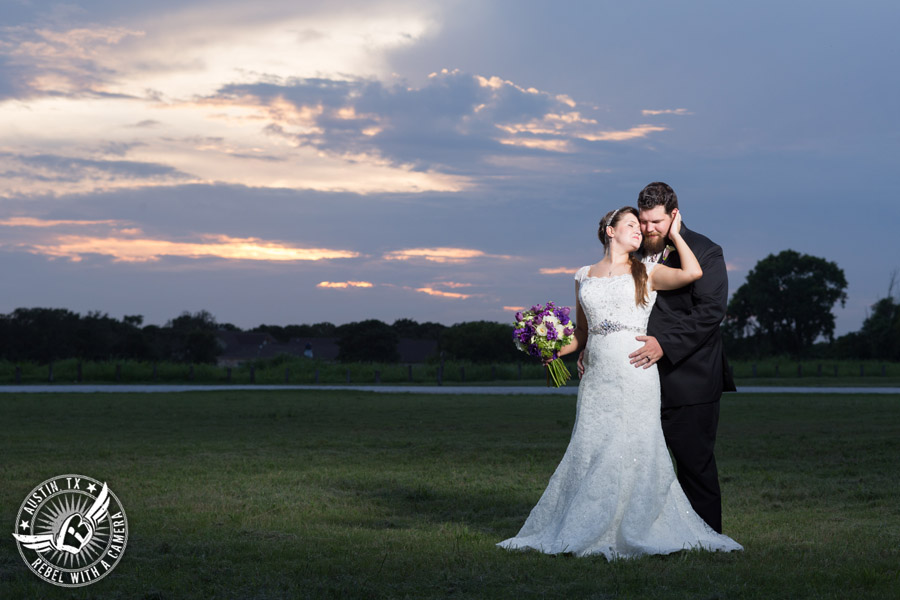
[497,265,742,559]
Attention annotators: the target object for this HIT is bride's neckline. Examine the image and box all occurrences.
[584,271,631,280]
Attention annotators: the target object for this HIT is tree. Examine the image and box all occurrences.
[336,320,399,362]
[166,310,221,363]
[0,307,81,362]
[724,250,847,357]
[833,271,900,360]
[392,318,446,340]
[440,321,521,362]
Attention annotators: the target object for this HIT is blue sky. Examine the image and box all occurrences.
[1,0,897,334]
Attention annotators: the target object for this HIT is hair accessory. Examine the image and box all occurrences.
[606,209,621,230]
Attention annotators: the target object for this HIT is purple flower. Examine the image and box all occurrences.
[514,311,524,322]
[563,327,574,336]
[545,322,558,341]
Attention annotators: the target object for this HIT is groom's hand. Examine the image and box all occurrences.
[629,336,663,369]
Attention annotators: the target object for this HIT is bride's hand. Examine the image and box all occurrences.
[668,209,682,239]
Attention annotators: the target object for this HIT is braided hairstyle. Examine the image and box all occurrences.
[597,206,649,306]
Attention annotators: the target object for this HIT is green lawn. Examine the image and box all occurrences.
[1,391,898,599]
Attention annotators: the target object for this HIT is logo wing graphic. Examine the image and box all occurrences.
[84,483,110,527]
[12,532,55,553]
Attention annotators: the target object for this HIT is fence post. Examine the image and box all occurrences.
[491,365,497,380]
[834,364,838,377]
[518,362,522,380]
[774,364,779,377]
[116,364,122,382]
[437,365,442,386]
[227,367,232,383]
[797,363,802,377]
[882,364,886,377]
[15,365,21,384]
[460,366,465,382]
[188,365,194,381]
[408,364,413,382]
[250,366,256,383]
[375,370,381,384]
[314,368,319,383]
[752,364,757,377]
[346,369,351,383]
[153,363,158,381]
[285,367,290,383]
[48,362,53,383]
[77,362,83,383]
[817,364,822,376]
[860,364,864,377]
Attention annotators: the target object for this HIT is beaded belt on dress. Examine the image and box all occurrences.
[589,319,645,336]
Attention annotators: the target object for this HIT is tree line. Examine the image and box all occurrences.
[0,309,521,364]
[2,250,896,365]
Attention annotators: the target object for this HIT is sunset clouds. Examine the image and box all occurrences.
[0,1,895,331]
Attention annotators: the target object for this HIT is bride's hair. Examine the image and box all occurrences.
[598,206,649,306]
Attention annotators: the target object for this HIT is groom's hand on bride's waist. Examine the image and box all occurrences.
[629,336,663,369]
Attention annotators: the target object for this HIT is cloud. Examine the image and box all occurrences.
[432,281,473,288]
[383,247,514,264]
[17,232,361,263]
[215,69,671,174]
[0,217,124,228]
[503,305,525,312]
[0,9,470,196]
[577,125,667,142]
[641,108,692,116]
[0,24,145,98]
[539,267,577,275]
[0,151,193,197]
[413,287,472,299]
[317,281,374,289]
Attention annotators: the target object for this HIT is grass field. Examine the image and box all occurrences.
[1,390,898,599]
[3,357,900,387]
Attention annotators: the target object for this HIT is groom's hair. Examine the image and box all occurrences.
[637,182,678,214]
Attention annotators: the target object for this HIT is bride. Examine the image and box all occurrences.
[497,206,742,559]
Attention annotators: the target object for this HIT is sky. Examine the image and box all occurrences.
[1,0,898,334]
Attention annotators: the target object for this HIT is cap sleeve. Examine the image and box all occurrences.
[574,265,590,283]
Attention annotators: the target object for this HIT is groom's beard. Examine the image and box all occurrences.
[642,234,667,255]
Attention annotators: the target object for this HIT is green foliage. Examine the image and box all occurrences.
[392,317,446,340]
[833,275,900,360]
[440,320,520,362]
[725,249,847,357]
[251,321,338,342]
[166,310,221,364]
[0,308,225,364]
[336,319,400,362]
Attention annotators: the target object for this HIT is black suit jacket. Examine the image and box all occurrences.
[647,225,736,407]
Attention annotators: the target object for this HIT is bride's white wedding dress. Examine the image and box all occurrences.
[497,265,742,559]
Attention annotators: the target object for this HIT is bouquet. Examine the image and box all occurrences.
[512,302,575,387]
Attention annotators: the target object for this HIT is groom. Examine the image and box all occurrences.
[627,181,735,533]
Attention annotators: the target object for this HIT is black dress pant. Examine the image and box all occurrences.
[660,401,722,533]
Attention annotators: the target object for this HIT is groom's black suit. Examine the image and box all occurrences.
[646,224,735,534]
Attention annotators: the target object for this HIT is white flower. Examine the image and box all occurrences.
[535,323,548,337]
